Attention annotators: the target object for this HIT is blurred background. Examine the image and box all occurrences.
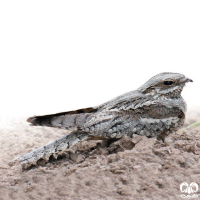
[0,51,200,124]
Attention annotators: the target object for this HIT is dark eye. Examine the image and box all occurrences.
[164,81,174,85]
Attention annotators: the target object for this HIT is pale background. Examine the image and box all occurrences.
[0,51,200,122]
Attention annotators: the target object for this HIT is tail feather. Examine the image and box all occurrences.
[27,107,97,129]
[18,131,89,169]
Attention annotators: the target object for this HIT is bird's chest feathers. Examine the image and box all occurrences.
[139,116,180,130]
[135,94,186,134]
[157,96,186,114]
[145,90,186,114]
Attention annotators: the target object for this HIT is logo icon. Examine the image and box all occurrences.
[180,182,199,199]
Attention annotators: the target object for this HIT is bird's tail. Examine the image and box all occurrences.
[27,107,97,129]
[18,131,89,169]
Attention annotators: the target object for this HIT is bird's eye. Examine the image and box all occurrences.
[164,81,174,85]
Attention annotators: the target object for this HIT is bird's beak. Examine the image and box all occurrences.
[186,78,193,82]
[180,77,193,84]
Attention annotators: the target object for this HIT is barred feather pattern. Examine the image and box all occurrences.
[19,72,192,168]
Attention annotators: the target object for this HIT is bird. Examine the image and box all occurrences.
[19,72,193,169]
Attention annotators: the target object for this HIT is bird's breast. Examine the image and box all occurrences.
[132,115,184,138]
[140,117,180,124]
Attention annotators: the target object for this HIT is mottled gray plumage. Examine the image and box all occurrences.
[19,72,193,169]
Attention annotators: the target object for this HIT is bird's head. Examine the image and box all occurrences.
[138,72,193,98]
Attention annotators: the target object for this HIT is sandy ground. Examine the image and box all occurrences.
[1,108,200,200]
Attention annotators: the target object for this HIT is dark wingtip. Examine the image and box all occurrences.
[27,117,33,123]
[27,115,52,126]
[27,116,40,125]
